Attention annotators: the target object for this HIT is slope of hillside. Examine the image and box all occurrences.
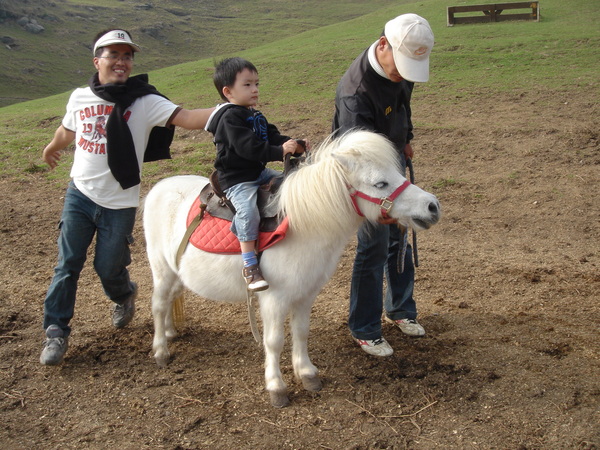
[0,0,398,106]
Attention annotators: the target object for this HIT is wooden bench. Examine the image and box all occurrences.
[447,2,540,26]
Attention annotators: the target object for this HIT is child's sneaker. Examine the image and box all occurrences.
[40,325,69,365]
[243,264,269,291]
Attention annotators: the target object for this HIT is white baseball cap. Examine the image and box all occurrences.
[384,14,434,82]
[93,29,141,55]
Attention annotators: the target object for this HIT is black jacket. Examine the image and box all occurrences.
[207,104,290,191]
[333,47,414,153]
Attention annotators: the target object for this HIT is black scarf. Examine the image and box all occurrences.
[89,73,175,189]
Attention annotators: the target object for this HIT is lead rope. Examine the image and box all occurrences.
[398,225,409,273]
[407,159,419,268]
[397,159,419,273]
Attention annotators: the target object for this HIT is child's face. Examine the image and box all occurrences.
[223,68,259,108]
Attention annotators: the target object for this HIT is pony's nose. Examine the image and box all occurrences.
[428,200,441,222]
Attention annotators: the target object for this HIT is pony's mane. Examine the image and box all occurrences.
[323,129,400,168]
[275,130,399,239]
[276,150,352,240]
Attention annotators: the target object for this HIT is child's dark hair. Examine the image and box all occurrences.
[213,57,258,102]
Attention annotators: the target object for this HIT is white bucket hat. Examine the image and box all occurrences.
[384,14,434,82]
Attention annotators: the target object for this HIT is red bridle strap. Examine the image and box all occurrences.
[349,179,411,219]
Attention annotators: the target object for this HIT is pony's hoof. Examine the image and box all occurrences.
[269,390,290,408]
[301,374,322,392]
[154,353,170,368]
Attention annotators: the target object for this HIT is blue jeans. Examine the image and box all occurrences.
[224,168,281,242]
[43,182,137,336]
[349,221,417,340]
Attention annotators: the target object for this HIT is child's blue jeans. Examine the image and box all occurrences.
[225,168,281,242]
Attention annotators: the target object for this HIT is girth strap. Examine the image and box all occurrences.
[176,199,208,268]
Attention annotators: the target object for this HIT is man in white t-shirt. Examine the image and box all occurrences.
[40,28,215,365]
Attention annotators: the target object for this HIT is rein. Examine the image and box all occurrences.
[348,179,411,219]
[407,158,419,268]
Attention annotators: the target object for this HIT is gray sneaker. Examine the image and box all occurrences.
[113,282,137,328]
[40,325,68,365]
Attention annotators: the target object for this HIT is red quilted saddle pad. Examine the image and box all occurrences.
[186,196,289,254]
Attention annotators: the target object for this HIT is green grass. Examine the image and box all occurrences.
[1,0,598,182]
[426,0,600,94]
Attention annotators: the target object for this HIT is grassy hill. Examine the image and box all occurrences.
[0,0,398,107]
[1,0,598,182]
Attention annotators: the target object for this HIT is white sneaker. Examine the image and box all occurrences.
[385,317,425,337]
[354,337,394,357]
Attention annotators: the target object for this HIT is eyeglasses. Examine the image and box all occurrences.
[98,55,134,62]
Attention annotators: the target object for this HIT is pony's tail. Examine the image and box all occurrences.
[172,292,185,330]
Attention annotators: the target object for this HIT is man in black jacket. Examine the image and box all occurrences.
[333,14,434,356]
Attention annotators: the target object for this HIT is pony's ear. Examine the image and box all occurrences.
[332,151,358,172]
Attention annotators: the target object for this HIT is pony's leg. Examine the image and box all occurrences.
[151,268,180,367]
[164,282,184,339]
[290,297,322,392]
[260,293,290,408]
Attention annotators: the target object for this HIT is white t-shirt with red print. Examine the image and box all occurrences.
[62,87,179,209]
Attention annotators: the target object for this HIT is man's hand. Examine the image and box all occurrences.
[43,125,75,169]
[43,147,62,169]
[404,142,414,160]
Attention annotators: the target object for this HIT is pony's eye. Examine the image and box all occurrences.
[374,181,388,189]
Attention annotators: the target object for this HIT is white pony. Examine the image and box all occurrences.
[143,130,440,407]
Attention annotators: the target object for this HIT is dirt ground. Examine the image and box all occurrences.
[1,86,598,449]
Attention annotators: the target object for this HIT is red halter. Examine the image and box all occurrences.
[348,179,411,219]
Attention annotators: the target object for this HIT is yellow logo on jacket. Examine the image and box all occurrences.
[385,106,392,116]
